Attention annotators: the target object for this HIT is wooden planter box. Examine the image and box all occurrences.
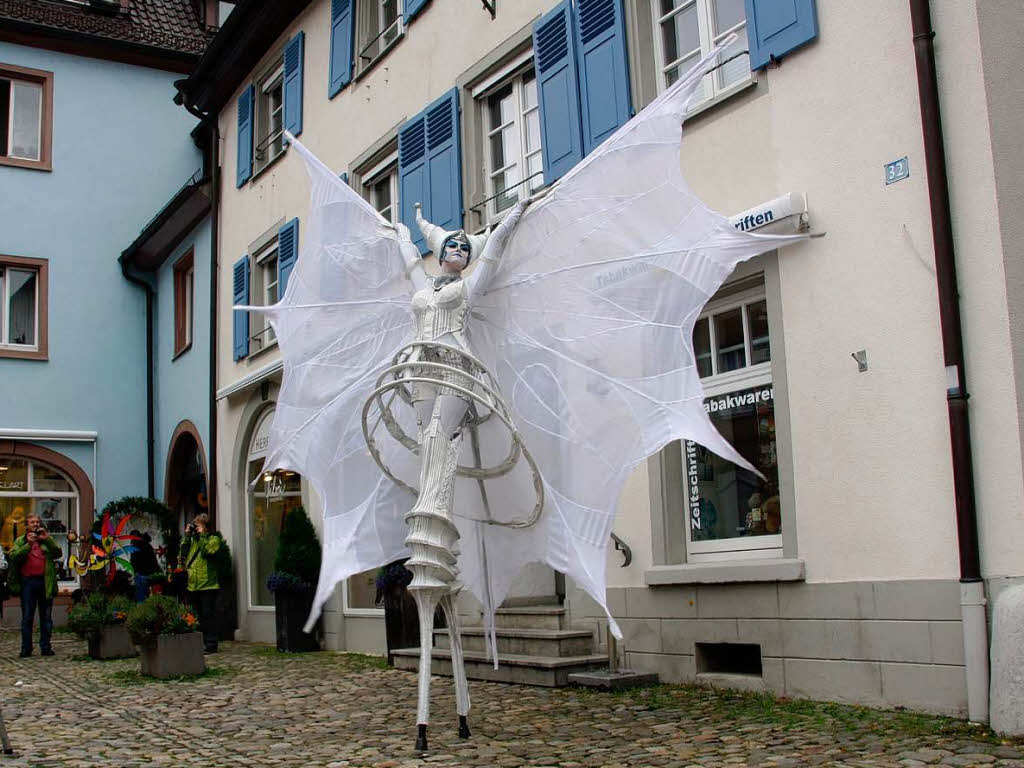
[87,624,137,660]
[139,632,206,678]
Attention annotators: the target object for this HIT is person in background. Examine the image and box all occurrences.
[129,530,160,603]
[180,513,223,653]
[8,514,62,657]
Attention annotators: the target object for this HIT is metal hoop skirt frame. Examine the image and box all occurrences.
[361,342,544,529]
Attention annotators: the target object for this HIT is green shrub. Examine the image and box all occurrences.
[125,595,198,645]
[67,593,133,640]
[270,506,321,589]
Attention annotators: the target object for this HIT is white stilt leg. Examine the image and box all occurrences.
[440,592,471,732]
[412,588,441,732]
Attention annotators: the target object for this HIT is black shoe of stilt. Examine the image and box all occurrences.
[415,724,428,752]
[458,716,471,739]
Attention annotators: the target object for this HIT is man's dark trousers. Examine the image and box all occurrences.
[20,576,52,655]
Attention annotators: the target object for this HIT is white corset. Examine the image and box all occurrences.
[411,278,469,345]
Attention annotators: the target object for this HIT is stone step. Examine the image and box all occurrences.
[391,647,609,687]
[433,627,594,657]
[493,605,567,631]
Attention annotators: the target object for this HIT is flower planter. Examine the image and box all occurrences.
[139,632,206,678]
[274,590,320,652]
[87,624,137,660]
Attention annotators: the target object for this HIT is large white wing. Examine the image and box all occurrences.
[252,139,419,625]
[459,44,813,637]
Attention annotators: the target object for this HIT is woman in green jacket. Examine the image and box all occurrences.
[8,514,63,657]
[180,513,222,653]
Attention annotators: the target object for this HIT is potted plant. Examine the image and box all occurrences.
[126,595,204,678]
[67,592,137,660]
[266,506,321,652]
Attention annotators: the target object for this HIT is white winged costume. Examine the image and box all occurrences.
[250,48,809,648]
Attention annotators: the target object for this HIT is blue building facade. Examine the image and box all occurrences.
[0,0,213,594]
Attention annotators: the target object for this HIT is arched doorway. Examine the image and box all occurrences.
[245,407,302,608]
[0,443,92,588]
[165,421,209,534]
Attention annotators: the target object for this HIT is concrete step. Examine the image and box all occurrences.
[494,605,567,631]
[392,647,609,687]
[433,627,594,657]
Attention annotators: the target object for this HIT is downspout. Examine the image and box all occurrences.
[910,0,988,723]
[119,262,156,499]
[176,86,220,525]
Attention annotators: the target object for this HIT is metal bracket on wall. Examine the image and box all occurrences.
[480,0,495,19]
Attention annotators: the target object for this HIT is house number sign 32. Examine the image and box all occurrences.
[885,157,910,185]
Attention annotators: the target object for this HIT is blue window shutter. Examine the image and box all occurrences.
[277,218,299,296]
[329,0,355,97]
[398,109,429,253]
[405,0,430,22]
[744,0,818,70]
[533,0,584,184]
[340,171,349,184]
[236,85,254,187]
[283,31,304,138]
[425,88,462,238]
[575,0,632,156]
[232,255,250,360]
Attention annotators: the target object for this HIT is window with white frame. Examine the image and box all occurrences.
[356,0,403,75]
[359,146,399,224]
[0,257,44,357]
[254,57,285,172]
[480,66,543,223]
[250,239,279,352]
[683,282,781,561]
[0,64,52,169]
[652,0,750,104]
[0,457,79,585]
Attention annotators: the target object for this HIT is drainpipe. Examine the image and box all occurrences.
[119,262,156,499]
[910,0,988,723]
[176,86,220,526]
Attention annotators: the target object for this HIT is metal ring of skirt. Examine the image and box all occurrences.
[361,341,543,529]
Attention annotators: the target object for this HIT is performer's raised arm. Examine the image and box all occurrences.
[468,199,527,298]
[399,212,428,292]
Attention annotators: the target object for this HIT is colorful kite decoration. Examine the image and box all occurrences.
[67,511,139,583]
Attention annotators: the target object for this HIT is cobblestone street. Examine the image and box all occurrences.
[0,629,1019,768]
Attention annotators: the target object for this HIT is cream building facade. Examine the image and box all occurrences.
[176,0,1024,718]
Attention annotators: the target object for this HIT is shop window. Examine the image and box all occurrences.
[683,286,780,561]
[254,56,285,173]
[0,63,53,171]
[245,409,303,608]
[651,0,750,106]
[0,457,79,584]
[356,0,403,76]
[173,249,194,358]
[345,568,382,612]
[0,255,47,360]
[482,67,543,224]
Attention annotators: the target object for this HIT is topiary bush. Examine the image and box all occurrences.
[125,595,198,646]
[268,506,321,593]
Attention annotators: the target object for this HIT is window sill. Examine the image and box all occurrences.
[251,145,288,183]
[343,608,385,617]
[0,156,51,172]
[684,77,758,123]
[354,32,405,84]
[644,558,804,586]
[0,345,47,361]
[244,337,278,363]
[172,342,192,362]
